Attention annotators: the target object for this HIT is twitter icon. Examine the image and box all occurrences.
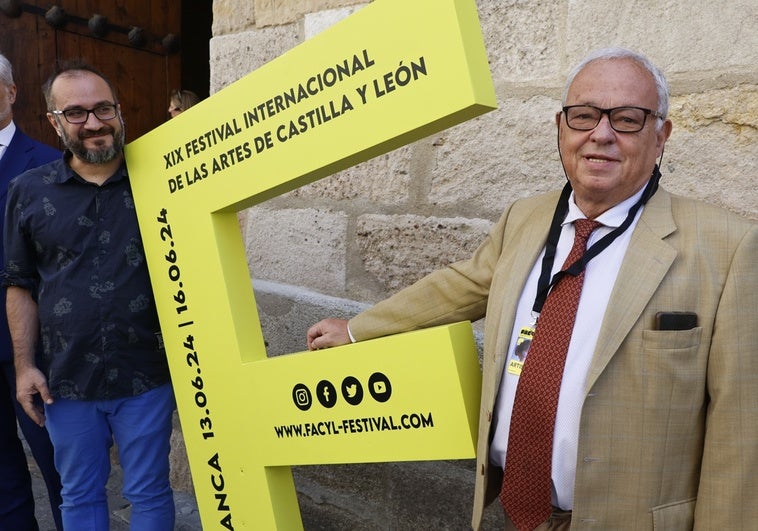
[341,376,364,405]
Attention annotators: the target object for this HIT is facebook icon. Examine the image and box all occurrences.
[316,379,337,408]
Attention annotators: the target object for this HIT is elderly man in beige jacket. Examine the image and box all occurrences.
[308,47,758,530]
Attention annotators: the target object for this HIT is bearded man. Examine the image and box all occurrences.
[4,60,174,531]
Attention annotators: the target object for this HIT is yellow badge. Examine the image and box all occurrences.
[507,325,535,375]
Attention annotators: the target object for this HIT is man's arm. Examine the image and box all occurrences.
[306,199,528,350]
[7,285,51,426]
[695,223,758,526]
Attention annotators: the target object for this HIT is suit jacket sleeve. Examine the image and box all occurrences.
[695,220,758,527]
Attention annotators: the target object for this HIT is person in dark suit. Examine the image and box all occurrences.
[0,52,62,531]
[307,47,757,530]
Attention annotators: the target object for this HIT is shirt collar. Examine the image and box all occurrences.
[0,121,16,147]
[564,184,647,230]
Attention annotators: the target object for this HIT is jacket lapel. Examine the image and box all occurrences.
[0,131,34,197]
[585,188,678,392]
[489,193,559,383]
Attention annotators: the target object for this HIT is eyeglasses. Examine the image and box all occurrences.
[562,105,665,133]
[51,104,118,124]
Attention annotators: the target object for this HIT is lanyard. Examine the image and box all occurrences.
[531,165,661,315]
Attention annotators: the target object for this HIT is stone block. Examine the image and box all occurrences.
[427,96,564,219]
[563,0,758,76]
[671,86,758,130]
[254,0,368,27]
[303,5,368,39]
[664,88,758,219]
[209,25,300,94]
[286,146,413,204]
[212,0,256,36]
[477,0,565,84]
[244,207,349,293]
[355,214,493,294]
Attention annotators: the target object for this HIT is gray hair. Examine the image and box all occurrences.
[562,47,669,121]
[0,53,14,86]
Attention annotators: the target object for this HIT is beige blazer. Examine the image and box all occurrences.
[350,187,758,530]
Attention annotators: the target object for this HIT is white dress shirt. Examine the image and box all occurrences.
[0,121,16,162]
[490,186,645,510]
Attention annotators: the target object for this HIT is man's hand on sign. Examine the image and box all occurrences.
[307,318,350,350]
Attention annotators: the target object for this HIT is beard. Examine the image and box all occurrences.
[60,116,126,164]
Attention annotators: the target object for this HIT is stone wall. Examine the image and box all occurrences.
[204,0,758,528]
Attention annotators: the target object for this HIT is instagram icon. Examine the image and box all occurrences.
[292,383,312,411]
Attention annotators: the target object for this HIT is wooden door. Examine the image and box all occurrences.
[0,0,182,147]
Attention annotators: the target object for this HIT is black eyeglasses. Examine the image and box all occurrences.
[51,104,118,124]
[563,105,665,133]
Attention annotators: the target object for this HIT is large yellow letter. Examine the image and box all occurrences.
[126,0,496,528]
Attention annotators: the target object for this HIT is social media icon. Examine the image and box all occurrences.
[292,383,312,411]
[316,380,337,408]
[368,372,392,403]
[341,376,363,406]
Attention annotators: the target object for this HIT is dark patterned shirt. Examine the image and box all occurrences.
[3,152,169,400]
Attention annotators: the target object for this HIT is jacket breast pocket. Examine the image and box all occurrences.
[642,327,702,352]
[651,498,695,530]
[640,327,705,416]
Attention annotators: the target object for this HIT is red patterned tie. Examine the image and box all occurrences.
[500,219,601,530]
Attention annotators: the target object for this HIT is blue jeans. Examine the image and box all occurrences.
[45,383,175,531]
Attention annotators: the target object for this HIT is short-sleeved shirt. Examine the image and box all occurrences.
[3,152,169,400]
